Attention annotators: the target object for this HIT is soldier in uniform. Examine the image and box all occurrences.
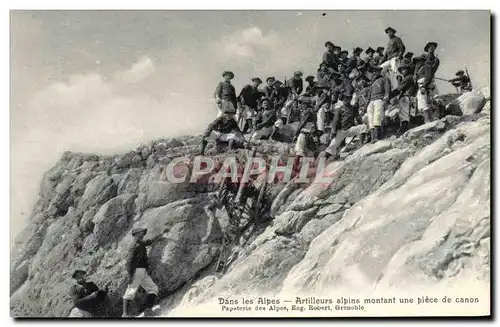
[237,77,264,133]
[214,71,237,117]
[69,269,109,318]
[448,70,472,93]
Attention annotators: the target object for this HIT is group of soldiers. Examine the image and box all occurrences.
[203,26,472,161]
[67,26,474,319]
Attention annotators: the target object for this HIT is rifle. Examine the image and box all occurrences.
[465,67,473,90]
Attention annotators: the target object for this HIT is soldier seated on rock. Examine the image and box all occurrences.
[199,107,246,155]
[250,97,282,142]
[122,227,164,317]
[69,269,109,318]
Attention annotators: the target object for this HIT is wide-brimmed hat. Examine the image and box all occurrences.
[397,64,411,73]
[404,52,414,59]
[333,45,341,52]
[353,47,363,54]
[266,76,275,83]
[72,269,86,279]
[339,50,348,56]
[251,77,263,84]
[222,71,234,79]
[132,227,147,236]
[413,55,426,63]
[365,47,375,55]
[325,41,334,48]
[385,26,396,34]
[424,41,438,52]
[456,70,465,76]
[293,71,303,77]
[305,75,315,83]
[376,46,385,53]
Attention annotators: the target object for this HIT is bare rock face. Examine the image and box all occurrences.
[11,94,490,318]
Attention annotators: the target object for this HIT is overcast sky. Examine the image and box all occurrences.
[10,10,490,243]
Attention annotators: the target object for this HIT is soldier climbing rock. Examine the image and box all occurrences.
[122,227,163,318]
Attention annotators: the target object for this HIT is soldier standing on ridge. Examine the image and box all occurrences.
[379,27,406,90]
[366,67,391,143]
[416,41,440,123]
[69,269,109,318]
[323,41,337,70]
[237,77,264,133]
[122,227,163,318]
[214,71,237,118]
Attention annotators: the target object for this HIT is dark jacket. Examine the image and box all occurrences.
[332,101,360,132]
[238,85,263,109]
[70,281,107,313]
[369,75,391,101]
[287,78,303,96]
[262,85,274,100]
[203,115,241,138]
[126,239,157,277]
[255,108,277,129]
[271,86,290,109]
[383,36,406,61]
[214,81,237,107]
[420,53,440,88]
[398,74,417,97]
[322,51,338,69]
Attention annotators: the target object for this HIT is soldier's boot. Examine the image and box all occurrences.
[359,133,366,145]
[376,126,383,140]
[292,155,302,178]
[397,121,409,137]
[268,126,278,140]
[227,139,235,151]
[423,110,433,123]
[370,128,378,144]
[122,299,131,318]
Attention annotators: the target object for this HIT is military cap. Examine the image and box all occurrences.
[293,71,303,77]
[385,27,396,34]
[266,76,275,83]
[456,70,465,76]
[404,52,414,59]
[365,47,375,54]
[222,71,234,79]
[72,268,87,278]
[397,63,411,73]
[305,75,315,83]
[333,45,342,51]
[353,47,363,54]
[325,41,335,48]
[424,42,438,52]
[339,50,348,56]
[252,77,263,84]
[376,46,385,53]
[132,227,148,236]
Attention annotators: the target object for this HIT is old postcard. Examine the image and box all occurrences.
[10,10,491,319]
